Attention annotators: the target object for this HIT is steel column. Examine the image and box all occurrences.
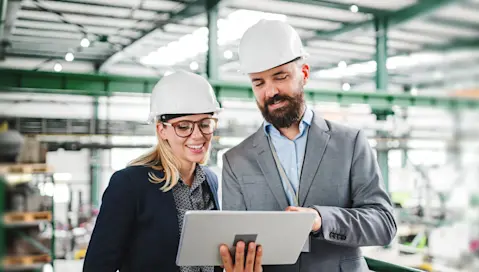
[90,97,100,210]
[375,15,390,193]
[375,16,388,92]
[206,0,219,80]
[0,176,5,268]
[0,0,7,38]
[448,112,462,169]
[0,0,8,60]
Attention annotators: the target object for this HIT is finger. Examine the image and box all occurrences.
[235,241,245,269]
[245,242,256,272]
[254,245,263,272]
[219,244,234,272]
[286,206,299,212]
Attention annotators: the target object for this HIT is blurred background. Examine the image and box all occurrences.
[0,0,478,271]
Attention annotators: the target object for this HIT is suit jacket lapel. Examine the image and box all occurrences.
[253,128,289,210]
[298,115,330,206]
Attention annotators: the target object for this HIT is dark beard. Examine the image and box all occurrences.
[258,91,304,128]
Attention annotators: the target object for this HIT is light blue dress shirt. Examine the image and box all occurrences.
[263,107,314,206]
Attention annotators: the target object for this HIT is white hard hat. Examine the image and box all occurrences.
[146,70,221,124]
[238,19,308,74]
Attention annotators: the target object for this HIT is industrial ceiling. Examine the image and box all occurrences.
[0,0,478,94]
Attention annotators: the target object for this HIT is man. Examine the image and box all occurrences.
[221,20,397,272]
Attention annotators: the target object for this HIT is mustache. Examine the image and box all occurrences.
[265,94,292,107]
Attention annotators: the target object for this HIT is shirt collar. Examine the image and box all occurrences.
[263,106,313,136]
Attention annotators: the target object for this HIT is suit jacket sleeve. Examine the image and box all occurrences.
[221,152,247,211]
[83,170,136,272]
[312,129,397,247]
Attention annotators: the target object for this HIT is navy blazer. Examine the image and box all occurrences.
[83,165,222,272]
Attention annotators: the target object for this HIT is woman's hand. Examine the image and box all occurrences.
[219,241,263,272]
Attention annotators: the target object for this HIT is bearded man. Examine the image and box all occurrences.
[220,19,397,272]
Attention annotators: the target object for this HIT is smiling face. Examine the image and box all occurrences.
[157,114,215,167]
[249,59,310,128]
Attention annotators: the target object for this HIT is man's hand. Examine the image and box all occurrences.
[285,206,322,232]
[219,241,263,272]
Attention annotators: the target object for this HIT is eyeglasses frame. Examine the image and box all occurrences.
[161,117,218,138]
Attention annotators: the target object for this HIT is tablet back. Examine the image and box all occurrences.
[176,210,315,266]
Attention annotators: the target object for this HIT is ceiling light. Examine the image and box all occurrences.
[350,5,359,13]
[342,83,351,91]
[338,61,347,69]
[80,38,90,48]
[65,52,74,62]
[433,71,443,79]
[223,50,233,59]
[190,61,199,71]
[411,87,418,96]
[53,63,62,72]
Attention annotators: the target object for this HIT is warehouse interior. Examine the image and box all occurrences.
[0,0,479,271]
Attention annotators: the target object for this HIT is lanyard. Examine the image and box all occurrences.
[266,135,299,207]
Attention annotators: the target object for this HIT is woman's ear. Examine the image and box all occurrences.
[156,123,168,140]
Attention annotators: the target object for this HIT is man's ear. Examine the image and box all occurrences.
[301,63,310,86]
[156,123,168,140]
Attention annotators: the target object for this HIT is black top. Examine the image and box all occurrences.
[83,165,221,272]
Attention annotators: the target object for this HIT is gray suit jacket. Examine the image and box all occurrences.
[221,114,397,272]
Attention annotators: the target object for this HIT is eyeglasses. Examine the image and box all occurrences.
[162,117,218,138]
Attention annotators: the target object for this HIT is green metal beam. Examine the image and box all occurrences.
[424,38,479,52]
[280,0,388,16]
[427,17,479,31]
[315,0,457,39]
[1,68,479,110]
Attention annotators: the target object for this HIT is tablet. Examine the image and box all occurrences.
[176,210,316,266]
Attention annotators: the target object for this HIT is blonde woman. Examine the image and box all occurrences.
[83,71,263,272]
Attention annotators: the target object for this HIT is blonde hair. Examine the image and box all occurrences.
[128,121,211,192]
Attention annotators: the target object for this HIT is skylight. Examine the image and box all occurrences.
[140,10,286,67]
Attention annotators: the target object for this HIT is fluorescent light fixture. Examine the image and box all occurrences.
[141,10,286,67]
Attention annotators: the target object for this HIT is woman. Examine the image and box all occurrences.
[83,70,262,272]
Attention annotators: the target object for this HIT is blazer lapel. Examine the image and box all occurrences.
[298,116,330,206]
[253,129,289,210]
